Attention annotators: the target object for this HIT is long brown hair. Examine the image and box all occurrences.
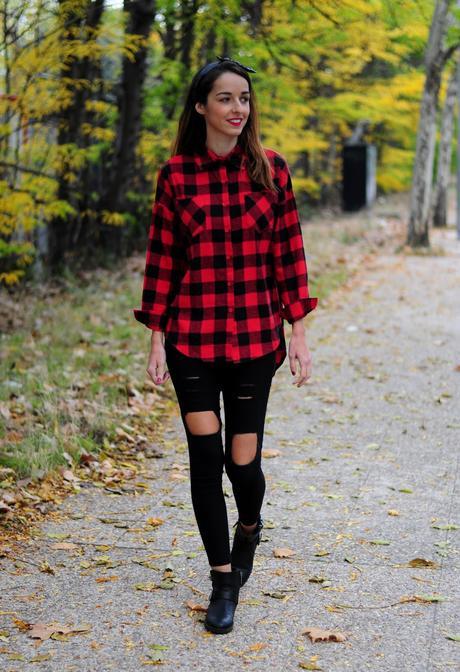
[170,60,277,192]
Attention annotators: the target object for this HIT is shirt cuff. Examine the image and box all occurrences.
[281,297,318,324]
[133,309,168,331]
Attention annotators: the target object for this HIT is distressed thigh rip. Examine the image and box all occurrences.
[184,410,221,436]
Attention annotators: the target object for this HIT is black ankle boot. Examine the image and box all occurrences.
[230,516,264,586]
[204,569,242,634]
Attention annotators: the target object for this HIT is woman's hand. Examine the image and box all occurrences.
[147,331,170,385]
[288,320,313,387]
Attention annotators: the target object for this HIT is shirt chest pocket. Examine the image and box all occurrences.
[176,195,209,238]
[243,192,277,235]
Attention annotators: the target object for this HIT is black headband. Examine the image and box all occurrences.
[193,56,256,89]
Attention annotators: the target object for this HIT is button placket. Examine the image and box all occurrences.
[222,165,237,359]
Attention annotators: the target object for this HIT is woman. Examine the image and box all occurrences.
[134,56,318,635]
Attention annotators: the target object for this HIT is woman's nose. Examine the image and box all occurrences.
[232,100,244,114]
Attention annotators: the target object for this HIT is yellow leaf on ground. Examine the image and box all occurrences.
[146,517,164,527]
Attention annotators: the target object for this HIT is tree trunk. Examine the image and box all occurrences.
[179,0,198,70]
[103,0,156,224]
[432,69,457,227]
[407,0,452,247]
[48,0,105,270]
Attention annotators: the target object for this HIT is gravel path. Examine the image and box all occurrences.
[1,228,459,672]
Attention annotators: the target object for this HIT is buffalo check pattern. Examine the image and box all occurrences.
[133,142,318,372]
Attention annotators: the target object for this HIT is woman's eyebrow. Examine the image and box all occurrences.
[215,90,250,96]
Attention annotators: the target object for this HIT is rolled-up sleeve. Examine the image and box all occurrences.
[133,164,187,331]
[272,157,318,323]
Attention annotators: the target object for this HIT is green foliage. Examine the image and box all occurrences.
[1,0,457,284]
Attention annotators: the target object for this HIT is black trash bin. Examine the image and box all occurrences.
[342,143,376,211]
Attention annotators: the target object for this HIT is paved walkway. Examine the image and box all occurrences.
[1,229,459,672]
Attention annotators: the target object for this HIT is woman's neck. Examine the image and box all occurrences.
[205,137,238,157]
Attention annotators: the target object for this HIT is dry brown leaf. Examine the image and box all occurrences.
[146,517,164,527]
[0,500,13,514]
[27,622,92,641]
[185,600,207,612]
[407,558,440,569]
[95,576,119,583]
[248,642,267,651]
[400,593,446,604]
[13,618,30,632]
[273,547,296,558]
[262,449,281,458]
[302,627,347,643]
[50,542,79,551]
[61,469,79,483]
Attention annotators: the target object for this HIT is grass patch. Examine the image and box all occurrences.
[0,263,170,482]
[309,268,349,301]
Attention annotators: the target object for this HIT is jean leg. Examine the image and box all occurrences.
[222,351,276,526]
[165,342,230,566]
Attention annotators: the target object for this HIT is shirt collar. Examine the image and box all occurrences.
[195,143,245,171]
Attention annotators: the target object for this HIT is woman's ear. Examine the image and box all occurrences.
[195,102,205,116]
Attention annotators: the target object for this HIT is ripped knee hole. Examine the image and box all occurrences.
[231,432,258,465]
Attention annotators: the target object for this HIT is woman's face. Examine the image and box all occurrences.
[195,71,250,140]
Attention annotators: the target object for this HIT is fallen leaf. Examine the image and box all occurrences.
[95,576,119,583]
[262,591,288,599]
[273,547,296,558]
[262,449,281,458]
[399,594,447,604]
[135,582,158,592]
[39,561,55,574]
[61,469,79,483]
[13,618,30,631]
[248,643,267,651]
[431,523,458,531]
[50,542,79,551]
[28,622,91,641]
[146,517,164,527]
[29,653,53,662]
[185,600,207,612]
[302,627,347,643]
[407,558,440,569]
[413,593,447,603]
[445,633,460,642]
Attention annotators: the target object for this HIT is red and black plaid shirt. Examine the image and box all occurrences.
[133,142,317,372]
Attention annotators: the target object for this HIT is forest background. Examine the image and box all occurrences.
[1,0,458,286]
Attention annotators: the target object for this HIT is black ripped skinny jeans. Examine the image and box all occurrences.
[164,338,276,567]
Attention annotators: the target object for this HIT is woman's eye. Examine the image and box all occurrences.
[220,97,250,103]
